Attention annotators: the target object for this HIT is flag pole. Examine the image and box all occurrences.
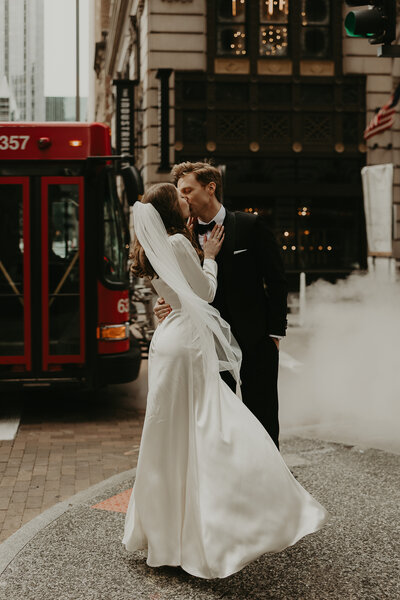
[75,0,80,121]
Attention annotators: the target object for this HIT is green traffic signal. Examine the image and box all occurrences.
[345,7,384,38]
[344,1,396,45]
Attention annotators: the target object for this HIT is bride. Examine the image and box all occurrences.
[122,183,328,579]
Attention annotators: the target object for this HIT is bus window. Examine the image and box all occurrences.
[103,170,129,285]
[0,184,25,358]
[50,190,79,259]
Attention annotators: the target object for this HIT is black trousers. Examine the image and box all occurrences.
[222,335,280,449]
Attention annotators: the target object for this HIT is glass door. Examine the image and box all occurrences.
[0,178,31,369]
[41,177,85,370]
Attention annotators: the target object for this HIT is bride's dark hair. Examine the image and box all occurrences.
[129,182,203,279]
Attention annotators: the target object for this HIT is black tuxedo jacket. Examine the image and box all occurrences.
[210,210,288,349]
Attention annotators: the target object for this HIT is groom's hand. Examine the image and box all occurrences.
[271,337,280,350]
[154,297,172,323]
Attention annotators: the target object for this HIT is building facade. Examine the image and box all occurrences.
[0,0,45,121]
[90,0,400,282]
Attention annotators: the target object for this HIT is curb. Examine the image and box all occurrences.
[0,467,136,576]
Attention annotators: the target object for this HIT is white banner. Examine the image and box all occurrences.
[361,163,393,255]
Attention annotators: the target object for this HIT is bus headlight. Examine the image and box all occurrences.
[97,322,129,341]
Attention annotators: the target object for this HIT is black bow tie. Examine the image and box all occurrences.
[196,220,216,235]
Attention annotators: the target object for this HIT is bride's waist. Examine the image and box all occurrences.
[165,306,183,319]
[154,308,199,345]
[156,307,183,329]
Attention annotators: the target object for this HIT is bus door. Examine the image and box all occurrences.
[0,178,31,370]
[41,177,85,371]
[0,176,85,377]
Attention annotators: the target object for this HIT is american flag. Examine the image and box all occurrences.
[364,84,400,140]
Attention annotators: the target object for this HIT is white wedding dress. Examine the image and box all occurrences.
[123,233,328,579]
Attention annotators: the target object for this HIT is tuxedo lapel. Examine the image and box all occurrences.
[218,210,235,286]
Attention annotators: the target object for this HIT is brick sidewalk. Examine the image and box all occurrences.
[0,400,145,543]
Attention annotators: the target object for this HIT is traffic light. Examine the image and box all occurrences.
[344,1,396,45]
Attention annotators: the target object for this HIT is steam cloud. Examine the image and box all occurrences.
[279,272,400,454]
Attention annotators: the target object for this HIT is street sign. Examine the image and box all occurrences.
[113,79,138,158]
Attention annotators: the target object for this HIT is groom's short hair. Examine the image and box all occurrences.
[171,161,222,202]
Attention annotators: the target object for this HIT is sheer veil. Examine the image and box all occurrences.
[132,201,242,395]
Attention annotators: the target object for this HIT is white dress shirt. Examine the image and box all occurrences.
[197,205,226,249]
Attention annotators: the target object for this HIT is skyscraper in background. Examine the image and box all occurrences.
[0,0,45,121]
[46,97,87,122]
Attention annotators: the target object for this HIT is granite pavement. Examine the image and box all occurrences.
[0,436,398,600]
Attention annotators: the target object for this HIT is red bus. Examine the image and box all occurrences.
[0,122,141,390]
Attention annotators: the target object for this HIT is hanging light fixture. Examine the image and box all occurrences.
[265,0,287,17]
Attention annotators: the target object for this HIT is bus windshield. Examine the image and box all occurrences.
[103,169,129,285]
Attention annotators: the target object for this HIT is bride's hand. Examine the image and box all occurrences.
[203,224,225,260]
[187,216,195,233]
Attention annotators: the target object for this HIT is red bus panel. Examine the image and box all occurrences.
[41,177,85,369]
[0,122,111,160]
[97,282,130,354]
[0,178,31,369]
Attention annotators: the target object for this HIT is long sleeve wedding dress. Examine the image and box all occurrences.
[122,232,328,579]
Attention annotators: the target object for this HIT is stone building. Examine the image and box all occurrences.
[89,0,400,282]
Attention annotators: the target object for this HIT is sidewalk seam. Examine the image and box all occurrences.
[0,467,136,577]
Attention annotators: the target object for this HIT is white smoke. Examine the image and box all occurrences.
[279,271,400,454]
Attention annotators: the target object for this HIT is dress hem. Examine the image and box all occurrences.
[122,512,329,580]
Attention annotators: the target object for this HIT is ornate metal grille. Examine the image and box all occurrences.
[216,112,248,141]
[303,113,333,142]
[174,75,366,153]
[261,113,291,141]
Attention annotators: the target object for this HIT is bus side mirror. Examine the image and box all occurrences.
[121,165,144,206]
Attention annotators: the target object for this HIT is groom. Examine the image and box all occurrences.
[155,161,288,449]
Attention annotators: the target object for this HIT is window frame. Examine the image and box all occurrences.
[99,166,130,290]
[207,1,342,77]
[101,166,129,289]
